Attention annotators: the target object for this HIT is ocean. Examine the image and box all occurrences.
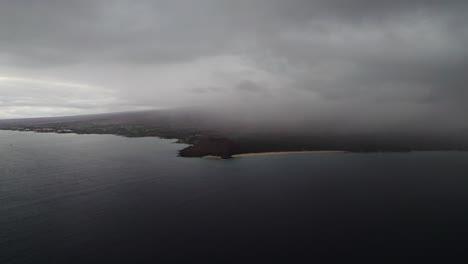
[1,130,468,262]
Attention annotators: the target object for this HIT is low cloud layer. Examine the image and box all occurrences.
[0,0,467,132]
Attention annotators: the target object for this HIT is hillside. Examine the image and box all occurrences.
[1,110,468,158]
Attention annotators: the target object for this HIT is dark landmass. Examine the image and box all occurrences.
[1,110,468,158]
[179,138,240,159]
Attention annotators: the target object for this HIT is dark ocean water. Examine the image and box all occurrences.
[1,130,468,263]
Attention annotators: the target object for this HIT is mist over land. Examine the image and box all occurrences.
[0,0,467,135]
[1,109,467,158]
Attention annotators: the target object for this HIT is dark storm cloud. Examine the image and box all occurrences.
[0,0,467,131]
[2,0,464,66]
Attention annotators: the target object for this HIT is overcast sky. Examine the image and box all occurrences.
[0,0,467,130]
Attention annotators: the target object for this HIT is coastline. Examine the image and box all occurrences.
[233,150,346,157]
[203,150,346,159]
[202,155,224,159]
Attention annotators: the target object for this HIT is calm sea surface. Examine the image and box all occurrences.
[1,130,468,262]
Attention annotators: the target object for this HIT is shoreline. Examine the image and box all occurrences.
[233,150,346,157]
[203,150,346,159]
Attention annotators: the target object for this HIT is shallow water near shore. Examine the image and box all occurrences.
[1,130,468,262]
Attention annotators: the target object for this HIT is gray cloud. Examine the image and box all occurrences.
[235,80,269,94]
[188,86,222,94]
[0,0,467,132]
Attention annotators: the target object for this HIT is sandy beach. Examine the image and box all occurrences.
[203,150,346,159]
[232,150,346,158]
[202,155,224,159]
